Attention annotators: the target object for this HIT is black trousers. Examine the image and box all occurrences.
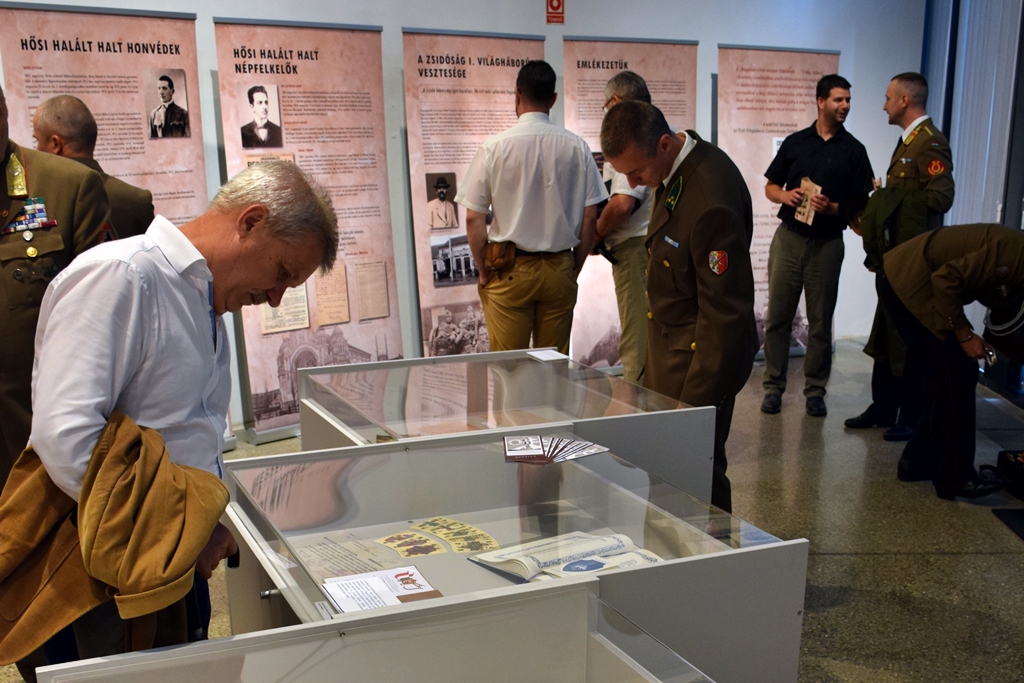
[712,395,735,514]
[877,275,979,492]
[872,272,927,428]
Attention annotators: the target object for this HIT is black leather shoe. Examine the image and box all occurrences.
[897,458,934,482]
[936,479,1003,501]
[761,393,781,414]
[883,424,914,441]
[806,396,827,417]
[844,405,896,429]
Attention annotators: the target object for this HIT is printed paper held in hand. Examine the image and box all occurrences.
[469,531,638,581]
[794,177,822,225]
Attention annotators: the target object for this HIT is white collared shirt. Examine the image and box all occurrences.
[602,163,650,247]
[902,115,930,143]
[662,131,696,188]
[30,216,230,501]
[456,112,607,252]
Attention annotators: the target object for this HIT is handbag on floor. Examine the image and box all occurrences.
[986,451,1024,500]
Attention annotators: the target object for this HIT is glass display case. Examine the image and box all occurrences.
[223,429,807,683]
[38,585,716,683]
[298,350,717,499]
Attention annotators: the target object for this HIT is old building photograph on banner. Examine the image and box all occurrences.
[717,45,840,352]
[0,7,209,224]
[562,37,697,371]
[215,20,402,435]
[402,29,544,357]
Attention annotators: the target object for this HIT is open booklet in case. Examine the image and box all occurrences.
[469,531,661,581]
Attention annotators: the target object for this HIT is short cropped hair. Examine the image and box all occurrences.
[891,72,928,107]
[605,70,651,104]
[600,100,671,160]
[516,61,556,105]
[816,74,852,100]
[211,160,339,273]
[35,95,98,155]
[247,85,268,106]
[159,75,175,91]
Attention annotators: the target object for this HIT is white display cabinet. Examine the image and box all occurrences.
[222,431,808,683]
[298,350,717,499]
[38,583,716,683]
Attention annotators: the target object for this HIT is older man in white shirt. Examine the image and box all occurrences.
[28,160,337,661]
[457,60,606,354]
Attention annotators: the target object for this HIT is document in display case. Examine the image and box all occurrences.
[38,584,716,683]
[223,431,807,683]
[298,349,717,499]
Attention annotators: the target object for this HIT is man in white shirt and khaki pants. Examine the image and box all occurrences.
[457,60,607,354]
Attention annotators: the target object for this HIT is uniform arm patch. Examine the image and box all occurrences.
[708,250,729,275]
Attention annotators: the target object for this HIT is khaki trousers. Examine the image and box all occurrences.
[608,236,649,382]
[478,251,577,354]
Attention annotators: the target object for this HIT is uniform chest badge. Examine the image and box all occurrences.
[665,177,682,212]
[708,250,729,275]
[927,160,946,176]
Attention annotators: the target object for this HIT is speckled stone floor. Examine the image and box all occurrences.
[728,339,1024,683]
[4,339,1023,683]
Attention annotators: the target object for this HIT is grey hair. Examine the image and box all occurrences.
[36,95,98,154]
[601,100,671,160]
[212,160,339,273]
[604,71,651,104]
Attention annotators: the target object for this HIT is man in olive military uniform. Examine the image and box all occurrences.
[33,95,155,238]
[0,83,112,488]
[879,224,1018,500]
[846,72,954,440]
[601,101,757,513]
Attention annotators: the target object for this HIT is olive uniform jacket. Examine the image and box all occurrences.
[885,117,955,229]
[71,157,155,238]
[0,141,111,483]
[0,412,229,665]
[865,118,955,372]
[644,133,758,408]
[885,224,1024,342]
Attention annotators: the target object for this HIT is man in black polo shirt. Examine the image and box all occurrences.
[760,74,874,417]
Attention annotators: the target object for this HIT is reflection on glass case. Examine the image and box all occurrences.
[38,585,715,683]
[297,351,718,500]
[300,351,680,445]
[223,431,808,683]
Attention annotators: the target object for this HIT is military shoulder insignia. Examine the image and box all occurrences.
[665,177,682,212]
[708,250,728,275]
[927,160,946,176]
[98,222,117,243]
[6,154,28,198]
[905,129,919,146]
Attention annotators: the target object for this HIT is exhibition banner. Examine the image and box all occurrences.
[562,37,697,368]
[402,28,544,357]
[215,19,403,438]
[717,45,839,351]
[0,5,208,224]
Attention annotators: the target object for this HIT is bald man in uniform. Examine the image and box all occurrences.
[33,95,154,238]
[601,101,757,513]
[1,84,112,488]
[847,72,955,440]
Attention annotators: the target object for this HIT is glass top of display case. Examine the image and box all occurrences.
[227,433,779,618]
[38,586,716,683]
[299,351,684,444]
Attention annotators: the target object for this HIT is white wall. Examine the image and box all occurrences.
[5,0,929,424]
